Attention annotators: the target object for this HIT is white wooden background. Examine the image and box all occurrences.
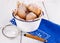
[0,0,60,43]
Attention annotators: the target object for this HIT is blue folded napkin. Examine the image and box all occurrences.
[10,18,60,43]
[10,18,17,26]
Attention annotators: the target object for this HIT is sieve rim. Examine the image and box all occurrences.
[2,24,20,39]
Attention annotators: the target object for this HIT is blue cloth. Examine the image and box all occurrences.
[10,18,17,26]
[40,19,60,43]
[29,19,60,43]
[10,18,60,43]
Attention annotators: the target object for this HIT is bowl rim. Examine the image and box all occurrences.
[12,11,44,22]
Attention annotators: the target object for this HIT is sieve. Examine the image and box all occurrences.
[2,24,20,39]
